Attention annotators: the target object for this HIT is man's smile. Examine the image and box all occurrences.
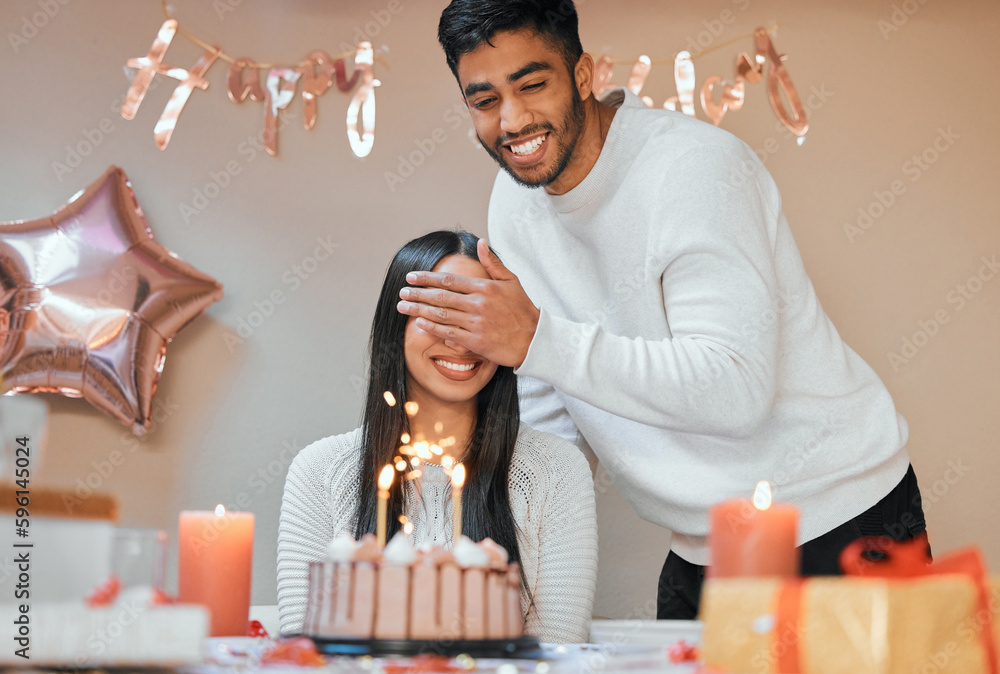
[504,131,548,155]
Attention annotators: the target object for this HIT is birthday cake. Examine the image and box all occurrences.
[302,532,524,643]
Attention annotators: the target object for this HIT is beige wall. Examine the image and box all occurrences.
[0,0,997,618]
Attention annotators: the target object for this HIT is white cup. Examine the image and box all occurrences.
[112,528,168,591]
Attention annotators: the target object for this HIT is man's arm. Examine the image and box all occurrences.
[517,375,580,445]
[399,145,782,437]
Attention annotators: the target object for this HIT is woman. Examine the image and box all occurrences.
[277,230,598,644]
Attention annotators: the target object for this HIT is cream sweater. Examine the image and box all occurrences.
[489,88,910,565]
[277,424,598,644]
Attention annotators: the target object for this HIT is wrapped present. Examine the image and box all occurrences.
[700,536,1000,674]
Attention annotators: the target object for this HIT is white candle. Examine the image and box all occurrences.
[452,463,466,544]
[376,465,394,548]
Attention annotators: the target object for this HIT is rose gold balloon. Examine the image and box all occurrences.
[228,57,265,103]
[0,166,223,434]
[154,46,221,150]
[264,68,302,156]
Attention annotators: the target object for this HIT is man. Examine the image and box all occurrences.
[396,0,927,619]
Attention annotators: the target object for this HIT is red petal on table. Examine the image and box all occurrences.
[152,588,176,605]
[84,575,121,607]
[667,639,700,663]
[247,619,269,638]
[261,638,325,667]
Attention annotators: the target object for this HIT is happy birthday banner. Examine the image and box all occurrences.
[595,26,809,140]
[119,3,379,157]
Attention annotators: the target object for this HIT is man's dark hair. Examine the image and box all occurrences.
[438,0,584,81]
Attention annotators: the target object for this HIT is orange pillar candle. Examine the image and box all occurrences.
[708,481,799,578]
[178,505,254,636]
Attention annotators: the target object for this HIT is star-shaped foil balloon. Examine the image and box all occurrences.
[0,165,223,435]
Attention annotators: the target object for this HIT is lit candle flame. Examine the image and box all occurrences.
[753,481,772,510]
[215,504,225,517]
[452,463,466,488]
[404,401,419,415]
[383,391,396,406]
[378,464,395,490]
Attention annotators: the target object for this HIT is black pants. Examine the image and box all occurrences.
[657,464,928,620]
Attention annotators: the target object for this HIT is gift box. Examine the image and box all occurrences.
[700,537,1000,674]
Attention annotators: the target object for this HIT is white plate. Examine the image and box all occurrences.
[589,619,702,647]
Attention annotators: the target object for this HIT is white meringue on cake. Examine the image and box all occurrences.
[326,533,358,562]
[452,535,490,568]
[383,531,417,565]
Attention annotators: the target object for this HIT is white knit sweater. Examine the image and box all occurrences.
[277,423,598,644]
[489,88,910,565]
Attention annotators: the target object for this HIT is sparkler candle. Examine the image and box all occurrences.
[708,481,799,578]
[451,463,466,544]
[376,465,394,548]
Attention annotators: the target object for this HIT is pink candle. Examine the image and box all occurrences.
[178,506,254,636]
[708,481,799,578]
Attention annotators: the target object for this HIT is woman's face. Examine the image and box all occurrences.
[403,254,500,406]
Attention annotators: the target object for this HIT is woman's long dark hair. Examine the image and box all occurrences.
[353,230,523,572]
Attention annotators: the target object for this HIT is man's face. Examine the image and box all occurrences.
[456,29,586,190]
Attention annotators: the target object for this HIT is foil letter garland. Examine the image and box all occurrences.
[122,19,178,120]
[154,46,221,150]
[297,49,363,130]
[755,27,808,137]
[121,20,376,157]
[670,51,696,116]
[594,27,807,139]
[228,57,264,103]
[264,68,301,156]
[346,41,376,158]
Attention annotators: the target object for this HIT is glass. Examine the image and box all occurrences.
[112,528,168,590]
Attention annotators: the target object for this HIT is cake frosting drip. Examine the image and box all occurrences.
[302,533,524,641]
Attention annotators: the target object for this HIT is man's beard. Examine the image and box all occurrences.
[480,88,587,189]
